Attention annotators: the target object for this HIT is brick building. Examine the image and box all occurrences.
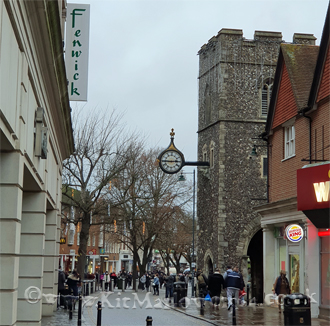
[256,6,329,319]
[60,204,132,275]
[196,28,317,303]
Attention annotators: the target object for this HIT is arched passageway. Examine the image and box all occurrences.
[247,229,263,303]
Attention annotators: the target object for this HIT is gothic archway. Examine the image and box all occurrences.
[247,229,263,303]
[203,249,214,276]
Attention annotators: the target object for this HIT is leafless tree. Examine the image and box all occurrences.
[155,206,193,275]
[62,108,139,279]
[108,147,191,290]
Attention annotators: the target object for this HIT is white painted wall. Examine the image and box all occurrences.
[305,221,320,318]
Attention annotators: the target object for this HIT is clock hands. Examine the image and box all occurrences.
[161,159,181,163]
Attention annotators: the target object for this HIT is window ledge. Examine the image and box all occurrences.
[281,154,296,162]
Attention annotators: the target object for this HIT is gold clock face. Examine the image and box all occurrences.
[159,150,183,174]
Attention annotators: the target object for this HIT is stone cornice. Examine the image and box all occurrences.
[254,197,307,227]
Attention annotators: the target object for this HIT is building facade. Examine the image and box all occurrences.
[256,7,329,319]
[196,28,316,303]
[0,0,74,325]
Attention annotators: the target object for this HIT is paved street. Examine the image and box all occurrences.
[41,285,329,326]
[42,287,208,326]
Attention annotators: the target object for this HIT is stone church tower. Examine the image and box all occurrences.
[196,28,316,302]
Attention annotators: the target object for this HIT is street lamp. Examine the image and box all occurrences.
[178,169,196,297]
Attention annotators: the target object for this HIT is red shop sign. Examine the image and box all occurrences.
[297,163,330,211]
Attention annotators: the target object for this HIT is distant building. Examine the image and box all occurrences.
[0,0,73,323]
[196,28,316,303]
[60,203,133,275]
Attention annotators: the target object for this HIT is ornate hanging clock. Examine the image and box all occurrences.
[157,129,185,174]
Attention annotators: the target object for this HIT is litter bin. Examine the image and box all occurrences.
[283,293,311,326]
[173,282,187,307]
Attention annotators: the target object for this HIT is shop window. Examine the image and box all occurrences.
[289,254,300,293]
[321,235,330,306]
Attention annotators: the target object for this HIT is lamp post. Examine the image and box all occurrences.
[178,169,196,297]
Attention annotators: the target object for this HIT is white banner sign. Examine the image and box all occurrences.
[65,3,90,101]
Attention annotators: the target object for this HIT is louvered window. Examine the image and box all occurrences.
[261,80,273,117]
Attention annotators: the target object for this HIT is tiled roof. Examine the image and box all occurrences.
[281,44,319,109]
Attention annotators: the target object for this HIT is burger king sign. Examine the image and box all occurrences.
[286,224,304,242]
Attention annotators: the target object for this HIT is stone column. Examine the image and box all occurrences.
[263,227,276,299]
[17,191,46,326]
[0,152,23,326]
[42,210,59,315]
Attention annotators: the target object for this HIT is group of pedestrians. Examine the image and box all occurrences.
[57,267,81,309]
[140,271,164,295]
[99,270,133,290]
[196,265,245,311]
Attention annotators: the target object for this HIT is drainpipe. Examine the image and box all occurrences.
[261,132,269,203]
[300,110,312,164]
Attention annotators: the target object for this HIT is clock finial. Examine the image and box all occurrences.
[170,128,175,139]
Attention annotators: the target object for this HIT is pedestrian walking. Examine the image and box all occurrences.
[104,271,110,291]
[208,268,224,307]
[273,270,290,313]
[145,273,151,292]
[196,269,208,300]
[159,273,164,289]
[164,274,175,302]
[224,266,241,311]
[140,273,146,291]
[153,273,160,295]
[57,266,67,309]
[67,270,80,297]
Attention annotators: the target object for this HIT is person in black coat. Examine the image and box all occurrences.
[208,268,224,306]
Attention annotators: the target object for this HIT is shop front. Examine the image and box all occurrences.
[297,163,330,320]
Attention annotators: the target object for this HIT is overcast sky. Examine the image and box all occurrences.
[68,0,329,173]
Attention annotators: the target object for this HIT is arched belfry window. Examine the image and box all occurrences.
[261,78,273,117]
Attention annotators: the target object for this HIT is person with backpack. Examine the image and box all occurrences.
[196,269,208,299]
[164,274,175,302]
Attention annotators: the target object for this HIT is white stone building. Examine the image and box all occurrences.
[0,1,74,325]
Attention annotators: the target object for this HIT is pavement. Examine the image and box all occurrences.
[162,297,330,326]
[41,286,330,326]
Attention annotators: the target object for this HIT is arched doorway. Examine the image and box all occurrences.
[247,229,263,303]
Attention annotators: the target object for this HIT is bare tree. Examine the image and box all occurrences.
[108,147,190,290]
[155,206,193,275]
[62,108,138,279]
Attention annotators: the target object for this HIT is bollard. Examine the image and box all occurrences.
[69,297,73,320]
[247,284,249,306]
[97,301,102,326]
[146,316,153,326]
[232,298,236,325]
[111,279,114,292]
[77,295,82,326]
